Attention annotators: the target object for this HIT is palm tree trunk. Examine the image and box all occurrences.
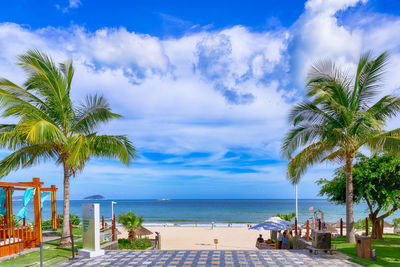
[60,161,71,247]
[345,155,355,243]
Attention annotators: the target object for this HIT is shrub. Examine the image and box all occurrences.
[118,238,152,250]
[393,218,400,227]
[354,217,371,230]
[59,213,80,226]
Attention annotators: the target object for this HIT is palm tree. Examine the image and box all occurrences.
[281,51,400,243]
[118,211,144,242]
[0,50,136,246]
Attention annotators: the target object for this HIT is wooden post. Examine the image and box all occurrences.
[69,221,73,238]
[318,219,321,231]
[306,220,309,242]
[102,216,105,231]
[340,218,343,236]
[32,178,42,245]
[365,217,368,236]
[295,217,298,236]
[5,188,13,236]
[51,185,57,231]
[112,214,116,241]
[23,218,26,226]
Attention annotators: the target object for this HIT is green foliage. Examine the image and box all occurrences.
[0,50,136,242]
[282,51,400,185]
[354,217,372,230]
[393,218,400,227]
[0,50,136,177]
[42,218,53,229]
[0,215,22,227]
[275,212,296,222]
[117,212,144,231]
[318,154,400,214]
[118,238,152,250]
[59,213,80,226]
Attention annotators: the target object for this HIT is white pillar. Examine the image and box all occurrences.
[111,201,117,218]
[79,203,104,258]
[296,184,299,224]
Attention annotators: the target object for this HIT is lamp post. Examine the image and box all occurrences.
[111,201,117,219]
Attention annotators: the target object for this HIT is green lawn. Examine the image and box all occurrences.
[49,227,82,237]
[0,241,82,267]
[335,234,400,266]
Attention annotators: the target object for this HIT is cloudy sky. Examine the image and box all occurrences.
[1,0,400,199]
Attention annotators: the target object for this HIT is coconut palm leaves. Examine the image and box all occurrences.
[282,51,400,242]
[0,49,136,246]
[118,212,144,242]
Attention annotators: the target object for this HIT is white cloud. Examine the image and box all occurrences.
[1,0,400,198]
[56,0,82,13]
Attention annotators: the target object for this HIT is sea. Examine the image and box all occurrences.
[14,199,400,226]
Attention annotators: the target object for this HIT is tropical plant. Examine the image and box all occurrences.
[118,211,144,242]
[118,238,152,250]
[275,212,296,222]
[0,215,22,227]
[317,154,400,239]
[58,213,80,226]
[0,50,136,246]
[281,51,400,243]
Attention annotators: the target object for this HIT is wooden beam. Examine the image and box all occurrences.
[51,185,57,231]
[33,178,42,245]
[0,181,43,187]
[41,187,58,192]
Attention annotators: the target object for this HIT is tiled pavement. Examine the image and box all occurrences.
[57,250,359,267]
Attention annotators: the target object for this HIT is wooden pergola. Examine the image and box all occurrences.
[0,177,57,256]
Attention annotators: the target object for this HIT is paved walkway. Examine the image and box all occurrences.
[57,250,359,266]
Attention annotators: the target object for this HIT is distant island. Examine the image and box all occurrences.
[84,195,106,200]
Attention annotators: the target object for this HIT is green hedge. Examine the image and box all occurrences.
[118,238,152,250]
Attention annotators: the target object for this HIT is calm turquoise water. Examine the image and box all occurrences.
[14,199,400,225]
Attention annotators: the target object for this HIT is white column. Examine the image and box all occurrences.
[296,184,299,221]
[79,203,104,258]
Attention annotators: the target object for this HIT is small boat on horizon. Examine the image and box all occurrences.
[159,198,170,201]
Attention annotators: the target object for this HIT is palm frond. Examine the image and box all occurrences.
[0,144,56,177]
[286,141,332,185]
[352,51,389,110]
[72,95,122,134]
[88,134,136,166]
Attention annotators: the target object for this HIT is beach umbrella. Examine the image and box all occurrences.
[250,217,293,231]
[266,217,293,226]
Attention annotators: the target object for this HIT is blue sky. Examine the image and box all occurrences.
[1,0,400,199]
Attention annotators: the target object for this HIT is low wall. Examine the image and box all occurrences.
[101,241,118,250]
[293,237,310,250]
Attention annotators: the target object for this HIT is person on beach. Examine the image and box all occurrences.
[282,231,290,249]
[257,234,264,243]
[278,230,283,249]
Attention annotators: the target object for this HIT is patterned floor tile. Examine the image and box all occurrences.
[56,250,361,267]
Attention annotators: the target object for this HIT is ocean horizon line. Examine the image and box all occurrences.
[67,198,328,201]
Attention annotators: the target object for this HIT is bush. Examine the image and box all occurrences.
[118,238,152,250]
[59,213,80,226]
[393,218,400,227]
[354,217,371,230]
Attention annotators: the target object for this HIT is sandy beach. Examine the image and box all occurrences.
[116,225,397,250]
[117,226,273,250]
